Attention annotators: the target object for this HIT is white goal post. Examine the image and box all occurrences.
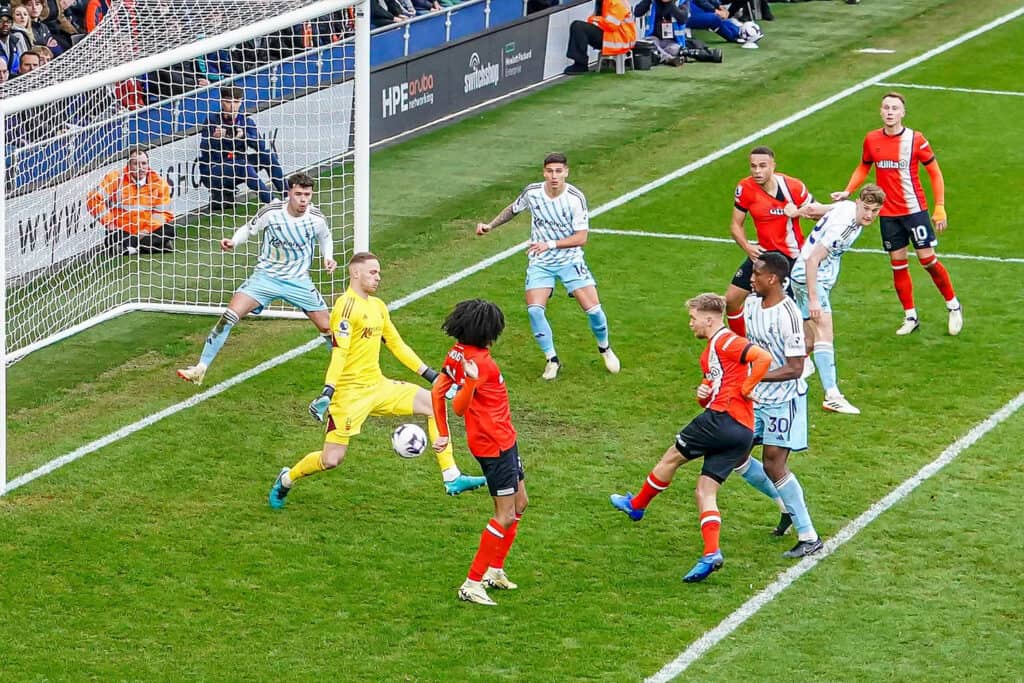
[0,0,371,493]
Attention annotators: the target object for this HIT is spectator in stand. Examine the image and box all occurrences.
[23,0,61,55]
[199,85,286,209]
[685,0,742,44]
[13,42,36,73]
[306,10,354,44]
[370,0,409,27]
[0,55,8,82]
[634,0,689,66]
[82,0,107,32]
[196,46,233,83]
[564,0,637,75]
[412,0,442,15]
[27,42,50,64]
[86,147,176,256]
[230,26,303,72]
[393,0,417,18]
[44,0,82,52]
[10,2,31,43]
[0,5,28,73]
[146,60,211,99]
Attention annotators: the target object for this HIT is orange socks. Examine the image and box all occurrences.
[468,519,506,581]
[699,509,722,556]
[632,472,670,510]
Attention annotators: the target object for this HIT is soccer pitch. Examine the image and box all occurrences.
[3,2,1024,681]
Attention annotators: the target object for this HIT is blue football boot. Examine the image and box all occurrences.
[268,467,291,510]
[610,492,645,521]
[445,474,487,496]
[683,550,724,583]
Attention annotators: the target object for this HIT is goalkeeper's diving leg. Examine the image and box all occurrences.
[412,387,487,496]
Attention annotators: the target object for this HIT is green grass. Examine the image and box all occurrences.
[3,2,1024,681]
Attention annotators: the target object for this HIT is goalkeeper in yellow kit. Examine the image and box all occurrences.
[268,252,486,508]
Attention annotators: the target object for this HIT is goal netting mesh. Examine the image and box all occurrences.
[2,0,361,363]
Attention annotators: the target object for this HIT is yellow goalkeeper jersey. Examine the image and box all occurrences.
[324,287,425,389]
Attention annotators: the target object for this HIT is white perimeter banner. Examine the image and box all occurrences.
[6,81,354,281]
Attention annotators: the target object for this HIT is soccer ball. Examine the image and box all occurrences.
[738,21,763,44]
[392,423,427,458]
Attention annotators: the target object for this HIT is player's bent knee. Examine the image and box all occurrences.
[321,444,347,469]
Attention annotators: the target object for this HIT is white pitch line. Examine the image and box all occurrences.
[877,81,1024,97]
[591,6,1024,217]
[5,5,1023,496]
[591,228,1024,264]
[646,389,1024,683]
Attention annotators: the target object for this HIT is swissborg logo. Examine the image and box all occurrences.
[464,52,500,93]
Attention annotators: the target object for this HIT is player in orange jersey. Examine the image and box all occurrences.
[725,146,818,336]
[609,293,771,583]
[832,92,962,337]
[432,299,528,606]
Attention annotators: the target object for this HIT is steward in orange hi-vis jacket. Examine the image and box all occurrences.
[589,0,636,55]
[86,148,176,255]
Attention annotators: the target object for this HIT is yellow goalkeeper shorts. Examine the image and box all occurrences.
[325,378,420,445]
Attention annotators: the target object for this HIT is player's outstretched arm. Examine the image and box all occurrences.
[833,163,871,200]
[797,201,833,220]
[477,203,516,235]
[382,312,438,382]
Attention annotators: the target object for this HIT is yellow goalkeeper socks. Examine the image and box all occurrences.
[427,417,458,479]
[288,450,326,484]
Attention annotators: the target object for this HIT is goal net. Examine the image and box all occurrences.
[1,0,369,364]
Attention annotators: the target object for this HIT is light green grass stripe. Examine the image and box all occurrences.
[646,389,1024,683]
[6,5,1023,498]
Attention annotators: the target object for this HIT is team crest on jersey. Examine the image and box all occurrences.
[337,320,350,337]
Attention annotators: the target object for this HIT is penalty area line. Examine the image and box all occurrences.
[647,389,1024,683]
[876,81,1024,98]
[5,5,1023,496]
[591,228,1024,264]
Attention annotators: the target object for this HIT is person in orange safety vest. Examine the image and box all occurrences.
[564,0,637,75]
[86,147,175,255]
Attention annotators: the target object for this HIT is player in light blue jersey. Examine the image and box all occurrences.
[475,153,619,380]
[790,184,885,415]
[735,253,823,558]
[177,173,336,385]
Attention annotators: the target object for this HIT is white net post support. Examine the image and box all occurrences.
[0,0,370,493]
[354,0,371,254]
[1,110,7,494]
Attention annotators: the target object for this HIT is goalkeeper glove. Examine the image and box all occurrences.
[308,385,335,423]
[444,384,460,401]
[420,367,439,383]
